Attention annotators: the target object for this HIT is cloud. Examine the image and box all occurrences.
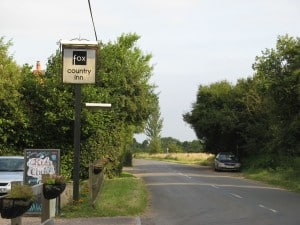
[129,0,200,26]
[132,0,199,11]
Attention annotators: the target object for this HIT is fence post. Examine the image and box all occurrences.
[10,181,22,225]
[89,161,104,206]
[11,216,22,225]
[32,183,53,225]
[41,195,51,223]
[40,175,53,224]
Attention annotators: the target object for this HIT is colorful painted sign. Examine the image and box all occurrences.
[24,149,60,214]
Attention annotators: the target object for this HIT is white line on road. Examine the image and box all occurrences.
[259,204,278,213]
[211,185,219,189]
[229,193,243,199]
[178,172,192,179]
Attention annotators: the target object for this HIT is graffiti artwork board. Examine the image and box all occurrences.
[24,149,60,214]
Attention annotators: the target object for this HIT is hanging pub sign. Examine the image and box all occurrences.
[61,39,98,84]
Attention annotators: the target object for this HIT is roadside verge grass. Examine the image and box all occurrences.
[244,169,300,193]
[60,172,148,217]
[243,166,300,193]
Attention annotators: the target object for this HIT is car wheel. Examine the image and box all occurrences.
[214,164,219,172]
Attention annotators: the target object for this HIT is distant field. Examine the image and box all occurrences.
[135,152,215,166]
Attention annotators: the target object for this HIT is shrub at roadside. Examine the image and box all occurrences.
[243,156,300,193]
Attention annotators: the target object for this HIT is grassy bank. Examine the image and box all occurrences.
[244,168,300,193]
[60,173,148,217]
[243,156,300,193]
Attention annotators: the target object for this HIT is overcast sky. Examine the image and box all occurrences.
[2,0,300,142]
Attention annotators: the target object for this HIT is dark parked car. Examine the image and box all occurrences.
[214,152,241,171]
[0,156,24,194]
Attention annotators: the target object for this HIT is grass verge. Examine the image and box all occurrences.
[243,167,300,193]
[60,172,148,217]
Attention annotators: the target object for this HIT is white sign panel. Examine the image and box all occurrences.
[63,48,96,84]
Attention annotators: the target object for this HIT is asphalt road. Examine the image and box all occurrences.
[129,159,300,225]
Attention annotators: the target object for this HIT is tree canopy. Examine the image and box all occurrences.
[184,35,300,164]
[0,38,27,153]
[0,33,157,178]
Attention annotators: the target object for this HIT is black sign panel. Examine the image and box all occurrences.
[72,51,87,65]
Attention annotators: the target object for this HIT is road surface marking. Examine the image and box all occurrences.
[211,185,219,189]
[178,172,192,179]
[259,204,278,213]
[230,193,243,199]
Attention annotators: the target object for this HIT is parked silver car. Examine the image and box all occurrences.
[214,152,241,171]
[0,156,24,194]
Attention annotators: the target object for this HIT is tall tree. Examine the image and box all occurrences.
[234,77,271,157]
[252,35,300,156]
[183,35,300,162]
[0,37,27,153]
[183,81,243,154]
[145,96,163,153]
